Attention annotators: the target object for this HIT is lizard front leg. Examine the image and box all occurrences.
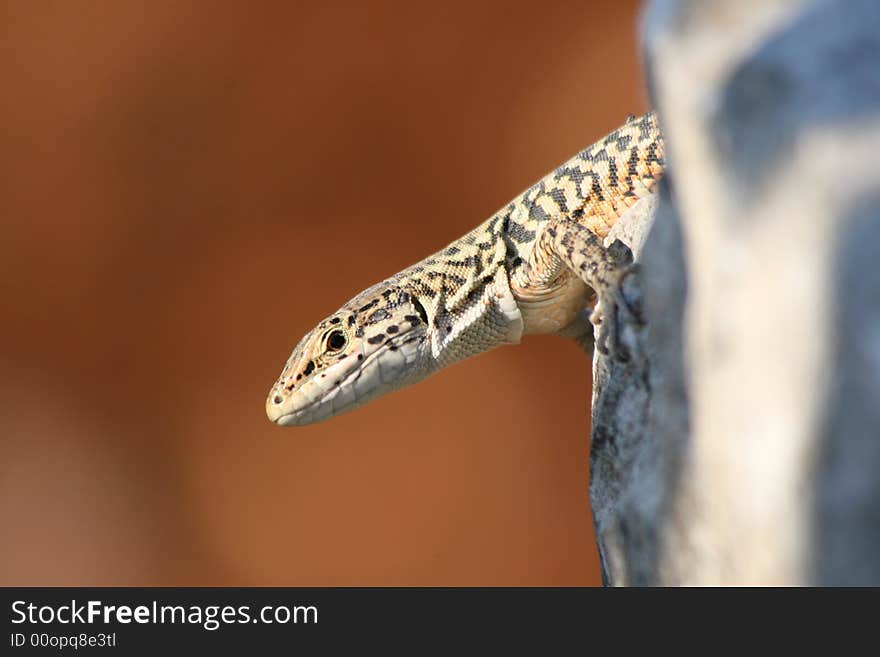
[524,217,641,360]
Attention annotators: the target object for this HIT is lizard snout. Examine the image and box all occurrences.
[265,383,288,423]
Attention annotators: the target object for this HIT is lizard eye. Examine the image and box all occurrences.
[325,329,347,352]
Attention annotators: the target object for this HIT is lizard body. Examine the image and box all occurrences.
[267,112,664,426]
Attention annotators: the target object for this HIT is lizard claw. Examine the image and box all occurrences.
[591,264,643,362]
[592,298,629,362]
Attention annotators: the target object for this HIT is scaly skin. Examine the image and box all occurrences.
[266,112,664,426]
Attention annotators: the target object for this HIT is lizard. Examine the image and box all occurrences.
[266,111,664,426]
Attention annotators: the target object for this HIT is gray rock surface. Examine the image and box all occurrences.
[590,0,880,585]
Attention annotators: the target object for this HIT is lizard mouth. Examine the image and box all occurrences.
[267,332,430,426]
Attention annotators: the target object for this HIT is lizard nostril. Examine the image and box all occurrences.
[273,394,283,405]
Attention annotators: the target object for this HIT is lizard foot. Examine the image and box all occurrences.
[591,262,643,362]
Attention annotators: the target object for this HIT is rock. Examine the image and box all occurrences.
[591,0,880,585]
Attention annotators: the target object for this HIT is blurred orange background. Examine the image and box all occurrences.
[1,1,647,585]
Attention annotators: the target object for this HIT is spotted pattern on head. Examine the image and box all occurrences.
[273,286,426,397]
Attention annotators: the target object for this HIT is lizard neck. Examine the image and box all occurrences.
[393,229,524,366]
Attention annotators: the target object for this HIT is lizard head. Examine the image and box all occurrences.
[265,281,434,426]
